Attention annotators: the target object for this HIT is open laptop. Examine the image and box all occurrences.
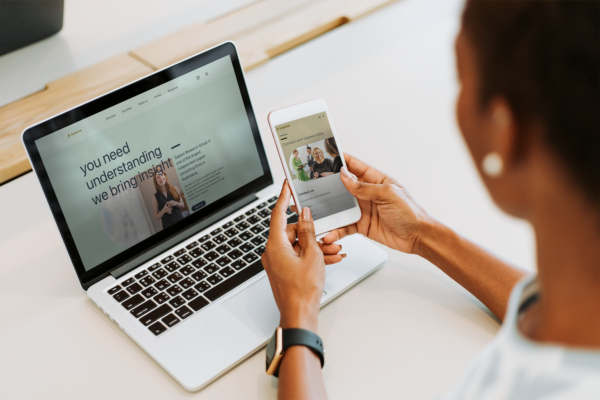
[21,42,387,391]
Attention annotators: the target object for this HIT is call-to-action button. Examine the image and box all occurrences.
[192,201,206,211]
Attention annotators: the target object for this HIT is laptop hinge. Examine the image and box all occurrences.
[110,193,259,280]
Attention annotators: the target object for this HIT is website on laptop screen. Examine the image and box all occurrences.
[35,55,264,271]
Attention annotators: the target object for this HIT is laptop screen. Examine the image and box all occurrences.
[26,47,270,283]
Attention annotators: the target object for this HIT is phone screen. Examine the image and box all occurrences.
[275,112,356,220]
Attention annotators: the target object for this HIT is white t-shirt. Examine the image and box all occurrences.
[443,275,600,400]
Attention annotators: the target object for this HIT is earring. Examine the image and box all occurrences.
[482,152,503,177]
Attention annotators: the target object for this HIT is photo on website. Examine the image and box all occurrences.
[276,112,355,220]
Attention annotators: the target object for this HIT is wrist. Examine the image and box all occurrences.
[413,218,453,260]
[279,302,319,332]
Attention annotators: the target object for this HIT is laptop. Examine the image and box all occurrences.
[21,42,387,391]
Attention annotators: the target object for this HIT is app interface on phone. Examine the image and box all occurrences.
[275,112,355,220]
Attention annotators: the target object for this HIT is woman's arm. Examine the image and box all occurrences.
[152,197,162,220]
[322,154,526,321]
[174,187,185,210]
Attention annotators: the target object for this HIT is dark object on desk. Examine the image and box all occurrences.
[0,1,64,56]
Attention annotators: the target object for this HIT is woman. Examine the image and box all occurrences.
[291,149,310,181]
[324,138,342,174]
[262,1,599,399]
[310,147,334,179]
[151,170,185,230]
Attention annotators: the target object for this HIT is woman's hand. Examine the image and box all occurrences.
[262,182,343,331]
[322,154,431,254]
[314,172,320,178]
[320,172,333,177]
[161,203,173,215]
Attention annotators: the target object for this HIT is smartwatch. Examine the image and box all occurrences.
[265,327,325,377]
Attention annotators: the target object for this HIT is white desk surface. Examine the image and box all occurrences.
[0,0,536,398]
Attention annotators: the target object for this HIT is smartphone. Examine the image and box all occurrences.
[268,98,361,235]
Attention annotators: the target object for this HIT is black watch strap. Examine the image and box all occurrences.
[275,328,325,377]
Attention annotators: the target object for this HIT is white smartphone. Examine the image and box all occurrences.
[268,98,361,235]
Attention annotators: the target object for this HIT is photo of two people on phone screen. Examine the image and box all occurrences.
[288,137,343,181]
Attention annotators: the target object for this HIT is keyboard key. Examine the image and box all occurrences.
[164,261,180,273]
[257,202,268,209]
[113,290,130,302]
[148,263,161,272]
[234,215,245,222]
[153,292,170,304]
[227,249,243,260]
[204,260,264,301]
[167,272,183,283]
[182,288,199,301]
[287,214,299,224]
[199,234,211,243]
[194,281,211,292]
[235,221,250,231]
[169,296,186,308]
[203,263,220,274]
[250,225,264,234]
[207,273,223,285]
[152,269,168,279]
[166,285,183,297]
[227,237,243,248]
[216,256,232,267]
[191,270,208,282]
[243,253,259,263]
[189,248,204,258]
[161,255,174,264]
[175,305,193,320]
[219,266,235,278]
[162,313,180,328]
[238,230,253,241]
[122,278,135,287]
[261,220,271,228]
[141,287,159,299]
[254,246,266,256]
[139,276,156,287]
[186,241,199,250]
[134,270,148,279]
[204,251,219,261]
[224,228,239,238]
[215,244,231,255]
[223,221,234,229]
[179,265,195,276]
[247,215,261,225]
[286,207,293,215]
[201,241,217,251]
[126,282,143,295]
[262,230,270,239]
[231,259,247,271]
[148,322,167,336]
[245,208,257,216]
[268,196,277,203]
[140,304,173,326]
[121,294,144,310]
[251,236,266,245]
[131,300,157,318]
[188,296,209,311]
[268,203,276,211]
[191,258,208,269]
[179,277,196,289]
[108,285,121,295]
[240,242,255,253]
[177,254,193,265]
[210,227,223,235]
[258,209,270,218]
[213,234,228,244]
[173,248,186,257]
[154,279,171,291]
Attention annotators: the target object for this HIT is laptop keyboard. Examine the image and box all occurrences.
[107,196,297,337]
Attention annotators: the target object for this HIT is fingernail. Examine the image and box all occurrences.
[341,254,347,258]
[302,207,312,221]
[341,167,351,179]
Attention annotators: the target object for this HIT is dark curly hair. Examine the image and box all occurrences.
[462,0,599,205]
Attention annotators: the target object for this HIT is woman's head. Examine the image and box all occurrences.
[313,148,325,163]
[324,138,339,158]
[456,1,599,217]
[153,169,180,201]
[293,149,299,157]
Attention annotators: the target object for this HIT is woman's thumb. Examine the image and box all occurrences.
[340,167,383,201]
[297,207,319,254]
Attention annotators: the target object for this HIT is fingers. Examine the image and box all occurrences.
[340,167,395,202]
[296,207,319,255]
[290,205,297,214]
[324,254,345,265]
[322,223,358,244]
[269,181,292,241]
[319,243,342,255]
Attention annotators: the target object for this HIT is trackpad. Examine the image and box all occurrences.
[222,277,280,337]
